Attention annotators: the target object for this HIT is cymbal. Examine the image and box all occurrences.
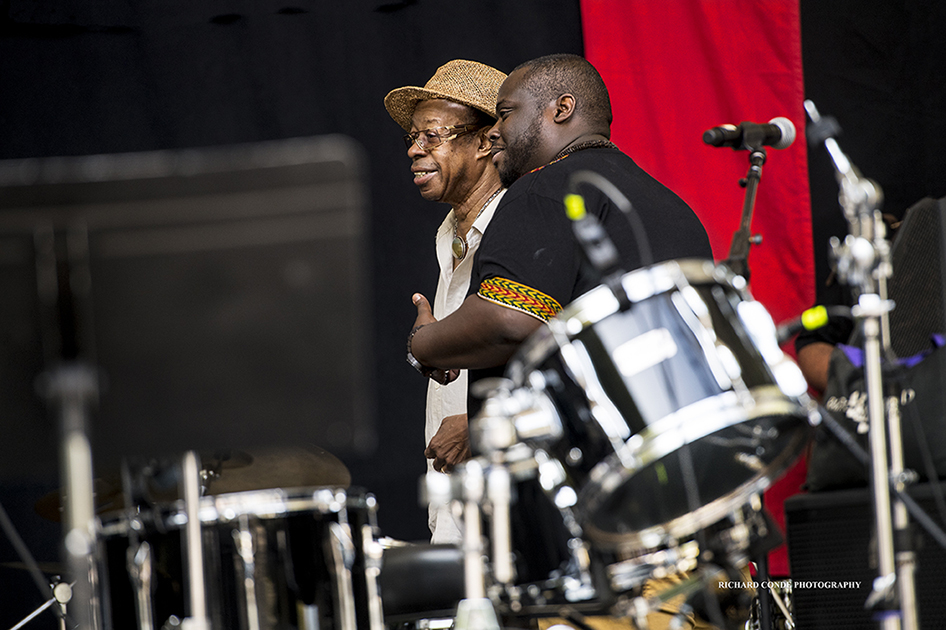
[202,444,351,495]
[35,445,351,522]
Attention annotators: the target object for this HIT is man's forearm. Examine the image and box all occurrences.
[411,294,542,369]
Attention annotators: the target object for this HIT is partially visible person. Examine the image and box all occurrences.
[384,59,506,543]
[407,53,712,410]
[405,53,727,629]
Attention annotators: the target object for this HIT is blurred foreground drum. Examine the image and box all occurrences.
[98,487,383,630]
[504,259,812,554]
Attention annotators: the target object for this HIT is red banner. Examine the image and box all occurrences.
[582,0,813,575]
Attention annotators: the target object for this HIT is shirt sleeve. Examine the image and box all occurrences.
[472,187,578,322]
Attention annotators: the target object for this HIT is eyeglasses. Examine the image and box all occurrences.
[403,124,480,151]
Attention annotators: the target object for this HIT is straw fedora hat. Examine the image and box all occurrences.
[384,59,507,131]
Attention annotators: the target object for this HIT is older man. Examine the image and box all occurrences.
[406,54,728,629]
[384,59,506,543]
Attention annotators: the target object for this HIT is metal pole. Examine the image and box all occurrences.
[861,313,899,630]
[181,451,210,630]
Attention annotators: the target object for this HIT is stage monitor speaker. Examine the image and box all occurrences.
[888,195,946,359]
[0,136,374,478]
[785,483,946,629]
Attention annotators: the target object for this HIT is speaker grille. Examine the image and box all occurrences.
[786,484,946,629]
[888,196,946,358]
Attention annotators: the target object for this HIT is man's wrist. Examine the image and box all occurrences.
[407,324,434,377]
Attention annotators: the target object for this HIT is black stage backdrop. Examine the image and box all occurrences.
[801,0,946,301]
[0,1,945,627]
[0,3,583,625]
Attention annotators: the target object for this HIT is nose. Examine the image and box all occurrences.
[487,122,501,144]
[407,138,428,158]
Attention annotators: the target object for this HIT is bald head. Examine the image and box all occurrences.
[514,54,612,132]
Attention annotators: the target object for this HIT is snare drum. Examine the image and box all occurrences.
[97,487,383,630]
[504,259,812,553]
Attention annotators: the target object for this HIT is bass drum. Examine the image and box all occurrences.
[97,487,384,630]
[504,259,812,553]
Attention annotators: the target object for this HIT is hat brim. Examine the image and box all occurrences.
[384,86,497,132]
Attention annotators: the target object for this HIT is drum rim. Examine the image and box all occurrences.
[577,389,811,550]
[98,485,373,534]
[508,258,731,382]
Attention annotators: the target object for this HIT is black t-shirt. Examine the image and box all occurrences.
[467,146,713,412]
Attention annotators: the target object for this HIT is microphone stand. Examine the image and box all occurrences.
[722,138,769,283]
[805,99,918,630]
[713,133,774,626]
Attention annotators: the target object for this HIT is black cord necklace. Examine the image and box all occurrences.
[452,188,502,261]
[553,138,619,161]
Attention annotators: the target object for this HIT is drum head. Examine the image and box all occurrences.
[581,391,810,549]
[506,259,812,551]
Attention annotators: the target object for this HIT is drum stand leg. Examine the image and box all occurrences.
[0,501,70,628]
[180,451,211,630]
[7,578,74,630]
[453,459,501,630]
[44,364,102,630]
[753,553,774,630]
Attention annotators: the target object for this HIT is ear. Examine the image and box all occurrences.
[552,93,577,123]
[475,126,495,157]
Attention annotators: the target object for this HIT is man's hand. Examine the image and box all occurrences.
[425,414,471,473]
[412,293,436,329]
[408,293,459,384]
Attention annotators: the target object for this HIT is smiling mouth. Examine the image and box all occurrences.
[412,169,436,185]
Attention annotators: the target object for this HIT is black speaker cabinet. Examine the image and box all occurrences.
[785,483,946,629]
[888,195,946,360]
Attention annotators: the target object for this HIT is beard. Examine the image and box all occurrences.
[498,117,543,189]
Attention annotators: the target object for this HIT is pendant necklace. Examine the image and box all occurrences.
[452,188,502,261]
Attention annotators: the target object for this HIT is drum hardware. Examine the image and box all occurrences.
[36,446,352,523]
[0,499,72,629]
[503,260,812,554]
[126,539,155,630]
[7,577,74,630]
[180,451,210,630]
[614,561,748,630]
[468,385,605,614]
[806,98,931,630]
[97,485,384,630]
[39,361,102,630]
[471,256,819,630]
[747,580,794,630]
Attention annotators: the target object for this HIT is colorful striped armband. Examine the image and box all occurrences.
[477,276,563,322]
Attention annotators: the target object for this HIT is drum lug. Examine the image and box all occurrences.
[126,539,155,630]
[327,521,358,630]
[232,516,263,630]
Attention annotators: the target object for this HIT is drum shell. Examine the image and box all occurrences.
[507,260,811,550]
[97,487,381,630]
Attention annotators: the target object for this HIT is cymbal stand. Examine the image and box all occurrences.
[0,497,72,629]
[180,451,211,630]
[32,223,102,630]
[805,99,917,630]
[8,578,74,630]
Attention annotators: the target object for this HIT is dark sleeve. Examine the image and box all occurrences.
[794,278,857,351]
[795,315,856,351]
[472,188,580,321]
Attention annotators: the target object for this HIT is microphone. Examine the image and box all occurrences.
[565,192,621,275]
[703,117,797,150]
[775,304,853,345]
